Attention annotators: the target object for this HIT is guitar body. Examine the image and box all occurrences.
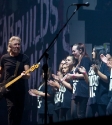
[0,76,15,99]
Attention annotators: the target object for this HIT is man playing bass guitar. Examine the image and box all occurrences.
[0,36,30,125]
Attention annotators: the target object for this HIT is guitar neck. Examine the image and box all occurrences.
[4,62,40,88]
[5,75,23,88]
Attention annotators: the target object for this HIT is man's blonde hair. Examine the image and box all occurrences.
[7,36,21,53]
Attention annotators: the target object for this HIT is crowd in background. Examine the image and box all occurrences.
[29,42,112,124]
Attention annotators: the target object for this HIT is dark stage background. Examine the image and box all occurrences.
[0,0,112,125]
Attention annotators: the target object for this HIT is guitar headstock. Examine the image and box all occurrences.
[29,62,40,72]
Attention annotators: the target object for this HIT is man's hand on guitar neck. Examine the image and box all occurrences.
[21,71,30,79]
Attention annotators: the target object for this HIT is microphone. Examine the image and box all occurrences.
[71,2,90,7]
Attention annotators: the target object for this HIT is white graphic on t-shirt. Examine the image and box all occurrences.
[72,68,78,94]
[109,68,112,92]
[54,84,66,104]
[72,79,78,94]
[37,84,43,108]
[109,79,112,91]
[88,67,99,98]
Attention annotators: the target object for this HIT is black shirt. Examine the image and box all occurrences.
[0,53,30,93]
[54,83,72,110]
[73,57,92,98]
[95,62,110,105]
[37,84,55,114]
[87,66,99,105]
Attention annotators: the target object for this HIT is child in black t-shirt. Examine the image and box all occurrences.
[28,67,55,124]
[50,55,78,121]
[66,43,92,119]
[86,47,110,118]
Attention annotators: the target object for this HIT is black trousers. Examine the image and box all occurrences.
[86,104,107,118]
[38,113,53,125]
[71,99,77,119]
[5,91,25,125]
[86,104,98,118]
[106,101,112,115]
[54,108,71,122]
[71,96,88,119]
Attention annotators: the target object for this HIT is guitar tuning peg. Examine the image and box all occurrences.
[35,62,40,68]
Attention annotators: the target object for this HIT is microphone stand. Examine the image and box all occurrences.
[37,5,81,125]
[42,52,49,125]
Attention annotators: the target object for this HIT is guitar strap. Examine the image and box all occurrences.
[14,54,23,77]
[13,61,21,77]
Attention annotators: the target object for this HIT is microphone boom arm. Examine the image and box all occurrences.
[37,5,81,125]
[37,6,81,64]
